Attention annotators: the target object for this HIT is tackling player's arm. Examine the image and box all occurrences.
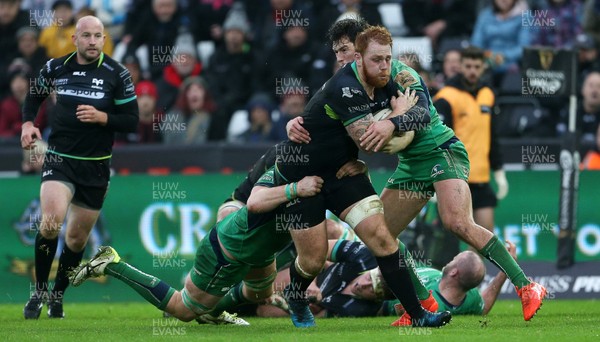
[246,171,324,214]
[481,241,516,315]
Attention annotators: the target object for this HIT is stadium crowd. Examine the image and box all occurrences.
[1,0,599,157]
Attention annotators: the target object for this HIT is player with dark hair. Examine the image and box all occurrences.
[21,15,138,319]
[274,26,450,328]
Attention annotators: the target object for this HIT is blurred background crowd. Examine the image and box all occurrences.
[0,0,599,157]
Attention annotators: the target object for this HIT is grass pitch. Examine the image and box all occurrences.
[1,300,598,341]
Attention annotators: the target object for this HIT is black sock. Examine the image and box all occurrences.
[51,243,84,301]
[34,232,58,294]
[284,259,314,301]
[376,250,425,319]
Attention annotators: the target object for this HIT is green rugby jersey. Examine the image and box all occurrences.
[216,168,292,267]
[383,267,484,315]
[390,59,455,158]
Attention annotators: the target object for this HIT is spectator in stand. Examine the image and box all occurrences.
[402,0,478,49]
[162,76,218,144]
[21,0,86,28]
[15,27,48,76]
[471,0,531,84]
[255,24,318,97]
[583,0,600,47]
[432,48,462,90]
[155,31,203,111]
[315,0,381,42]
[575,34,600,82]
[123,0,182,80]
[249,0,315,51]
[38,0,77,59]
[189,0,233,44]
[234,93,277,143]
[270,92,307,141]
[574,71,600,155]
[398,51,436,94]
[0,0,32,98]
[135,80,162,144]
[204,4,256,140]
[1,71,47,139]
[121,53,142,86]
[531,0,584,49]
[86,0,128,39]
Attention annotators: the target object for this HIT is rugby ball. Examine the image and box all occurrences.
[372,107,415,153]
[372,108,394,121]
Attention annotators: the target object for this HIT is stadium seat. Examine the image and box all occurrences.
[378,3,408,36]
[493,96,548,137]
[113,42,150,76]
[226,110,250,142]
[392,36,433,70]
[499,71,523,95]
[197,40,215,68]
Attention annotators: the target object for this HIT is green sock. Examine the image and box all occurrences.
[210,283,249,316]
[398,241,430,301]
[105,262,175,310]
[478,235,531,288]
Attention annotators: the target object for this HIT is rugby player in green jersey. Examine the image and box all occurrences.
[69,169,323,325]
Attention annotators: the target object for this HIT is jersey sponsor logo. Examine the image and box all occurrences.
[56,87,105,99]
[54,78,68,86]
[102,62,114,71]
[73,71,86,76]
[348,104,370,113]
[430,164,445,178]
[42,170,53,177]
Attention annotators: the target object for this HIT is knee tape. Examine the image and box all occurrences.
[345,195,384,229]
[218,200,244,213]
[244,271,277,292]
[181,288,211,315]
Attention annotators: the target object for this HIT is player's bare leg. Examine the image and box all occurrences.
[340,199,450,327]
[201,262,279,325]
[473,207,495,232]
[380,188,435,305]
[285,221,327,327]
[380,188,428,237]
[434,179,547,321]
[24,181,73,319]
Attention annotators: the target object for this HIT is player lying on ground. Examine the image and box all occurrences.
[247,240,516,320]
[69,168,322,325]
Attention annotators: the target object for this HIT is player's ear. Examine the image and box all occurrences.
[354,52,362,65]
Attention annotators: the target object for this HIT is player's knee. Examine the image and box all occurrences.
[65,231,89,251]
[366,227,397,256]
[39,217,63,239]
[39,225,60,239]
[297,255,325,277]
[441,215,471,236]
[173,309,197,322]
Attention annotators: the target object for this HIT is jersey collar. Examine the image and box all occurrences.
[63,51,105,68]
